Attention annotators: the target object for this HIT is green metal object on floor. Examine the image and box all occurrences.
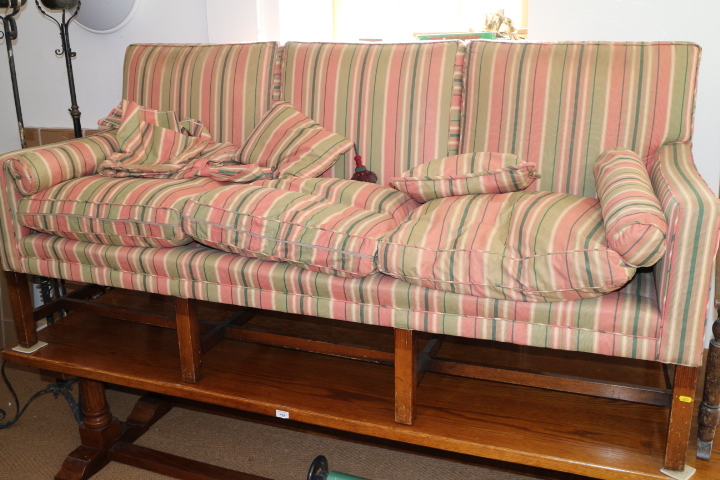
[307,456,370,480]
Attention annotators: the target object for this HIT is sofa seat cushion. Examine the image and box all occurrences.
[182,181,408,277]
[378,191,636,302]
[255,177,420,223]
[17,176,228,247]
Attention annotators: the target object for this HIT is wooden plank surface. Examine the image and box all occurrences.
[3,311,720,480]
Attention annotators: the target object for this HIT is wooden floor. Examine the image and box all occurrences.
[3,296,720,480]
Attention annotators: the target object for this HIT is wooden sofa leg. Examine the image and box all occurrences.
[175,297,203,383]
[4,271,39,348]
[698,319,720,459]
[394,328,416,426]
[664,365,699,471]
[55,378,122,480]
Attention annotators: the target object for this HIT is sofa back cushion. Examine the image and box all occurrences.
[279,41,464,186]
[460,41,701,198]
[122,42,278,148]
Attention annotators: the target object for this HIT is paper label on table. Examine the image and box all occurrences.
[276,409,290,419]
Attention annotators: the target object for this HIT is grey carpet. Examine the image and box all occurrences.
[0,364,538,480]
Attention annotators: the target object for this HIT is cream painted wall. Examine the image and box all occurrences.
[0,0,209,155]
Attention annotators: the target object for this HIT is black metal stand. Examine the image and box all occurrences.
[36,0,82,138]
[1,1,28,148]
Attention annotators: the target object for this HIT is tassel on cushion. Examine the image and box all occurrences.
[351,154,378,184]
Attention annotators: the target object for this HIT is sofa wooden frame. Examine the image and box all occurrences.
[4,269,718,480]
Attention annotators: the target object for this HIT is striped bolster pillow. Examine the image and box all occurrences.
[389,152,539,203]
[594,148,667,267]
[4,132,120,196]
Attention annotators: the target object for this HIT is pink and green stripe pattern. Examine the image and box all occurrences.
[237,101,354,177]
[17,232,662,363]
[280,41,463,185]
[3,133,119,196]
[461,41,701,198]
[182,183,402,277]
[123,42,278,148]
[594,148,667,267]
[650,142,720,366]
[389,152,538,203]
[17,176,229,247]
[379,191,635,302]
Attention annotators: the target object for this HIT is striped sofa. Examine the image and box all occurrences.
[1,40,719,472]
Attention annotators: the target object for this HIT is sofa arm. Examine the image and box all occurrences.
[1,132,118,196]
[0,132,118,272]
[650,142,720,366]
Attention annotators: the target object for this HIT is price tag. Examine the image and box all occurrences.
[276,409,290,419]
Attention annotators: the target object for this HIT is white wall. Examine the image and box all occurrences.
[0,0,209,154]
[529,0,720,339]
[206,0,283,43]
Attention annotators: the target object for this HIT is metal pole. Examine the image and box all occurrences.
[58,10,80,137]
[35,0,82,138]
[2,12,27,148]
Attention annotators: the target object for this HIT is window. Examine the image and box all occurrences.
[277,0,527,43]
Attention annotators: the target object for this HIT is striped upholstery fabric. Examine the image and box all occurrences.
[3,133,119,195]
[461,41,701,197]
[378,192,635,302]
[650,142,720,366]
[109,99,204,169]
[18,233,662,363]
[237,102,354,177]
[595,148,666,267]
[389,152,539,203]
[279,41,463,186]
[123,43,278,147]
[255,177,419,224]
[18,176,228,247]
[183,182,406,277]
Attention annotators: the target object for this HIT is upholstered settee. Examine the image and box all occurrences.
[2,40,719,475]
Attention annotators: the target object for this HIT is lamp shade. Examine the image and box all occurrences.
[75,0,140,34]
[39,0,78,9]
[0,0,27,9]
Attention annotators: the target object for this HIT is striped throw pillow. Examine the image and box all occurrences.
[237,102,354,178]
[594,149,667,267]
[378,191,635,302]
[389,152,539,203]
[113,100,201,166]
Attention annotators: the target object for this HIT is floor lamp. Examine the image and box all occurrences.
[1,0,28,148]
[36,0,82,138]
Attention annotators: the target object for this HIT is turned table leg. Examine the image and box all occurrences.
[55,378,122,480]
[4,271,38,348]
[698,319,720,459]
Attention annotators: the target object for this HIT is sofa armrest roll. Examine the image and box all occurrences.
[650,142,720,366]
[0,132,118,272]
[1,132,119,196]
